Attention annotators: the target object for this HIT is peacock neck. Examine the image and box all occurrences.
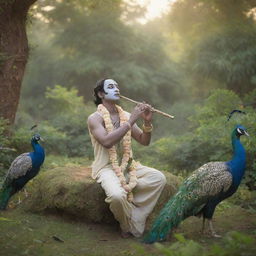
[227,131,246,186]
[31,141,45,168]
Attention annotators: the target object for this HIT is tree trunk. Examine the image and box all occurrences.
[0,0,37,125]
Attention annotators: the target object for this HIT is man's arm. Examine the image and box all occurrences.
[131,122,152,146]
[88,105,145,148]
[131,105,153,146]
[88,113,130,148]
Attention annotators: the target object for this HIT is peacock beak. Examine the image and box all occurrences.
[244,131,249,136]
[40,137,44,142]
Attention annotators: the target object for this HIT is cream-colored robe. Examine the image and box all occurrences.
[89,111,166,237]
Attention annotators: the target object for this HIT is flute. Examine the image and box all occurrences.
[120,95,174,119]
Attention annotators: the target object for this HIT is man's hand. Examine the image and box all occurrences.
[129,103,145,125]
[141,103,153,123]
[129,102,153,126]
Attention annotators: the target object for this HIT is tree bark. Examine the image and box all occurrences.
[0,0,37,124]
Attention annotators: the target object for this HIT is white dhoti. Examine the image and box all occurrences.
[89,111,166,237]
[97,164,166,237]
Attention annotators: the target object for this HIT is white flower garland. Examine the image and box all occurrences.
[98,104,137,202]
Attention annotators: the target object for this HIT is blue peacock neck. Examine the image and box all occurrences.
[226,130,246,187]
[31,140,45,168]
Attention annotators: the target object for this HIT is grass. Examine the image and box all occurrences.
[40,155,92,171]
[0,204,255,256]
[0,208,136,256]
[0,156,256,255]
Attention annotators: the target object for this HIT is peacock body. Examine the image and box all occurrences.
[143,125,248,243]
[0,134,45,210]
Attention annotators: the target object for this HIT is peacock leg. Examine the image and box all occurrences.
[208,219,221,238]
[17,189,28,205]
[24,188,28,197]
[201,218,206,234]
[17,191,22,204]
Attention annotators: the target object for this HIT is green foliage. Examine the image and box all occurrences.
[136,232,256,256]
[41,154,91,170]
[227,185,256,209]
[134,89,256,189]
[45,85,85,114]
[22,0,185,109]
[0,119,17,178]
[190,28,256,94]
[16,85,94,158]
[0,85,94,180]
[168,0,256,95]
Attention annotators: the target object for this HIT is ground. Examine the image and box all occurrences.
[0,204,255,256]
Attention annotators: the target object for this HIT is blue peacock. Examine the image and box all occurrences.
[143,124,248,243]
[0,134,45,210]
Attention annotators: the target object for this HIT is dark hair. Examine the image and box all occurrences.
[94,78,106,106]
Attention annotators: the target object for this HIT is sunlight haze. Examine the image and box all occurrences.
[136,0,174,23]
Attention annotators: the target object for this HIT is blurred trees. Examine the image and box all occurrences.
[1,85,94,178]
[0,0,37,124]
[1,0,256,191]
[135,89,256,189]
[21,0,184,114]
[16,85,95,157]
[167,0,256,96]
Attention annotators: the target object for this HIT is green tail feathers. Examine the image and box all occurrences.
[0,185,13,210]
[143,195,185,243]
[143,189,203,244]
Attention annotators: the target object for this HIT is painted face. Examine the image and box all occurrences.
[103,79,120,101]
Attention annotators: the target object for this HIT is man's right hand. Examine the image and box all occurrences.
[129,103,148,126]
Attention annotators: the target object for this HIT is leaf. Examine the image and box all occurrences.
[0,217,14,222]
[174,233,187,243]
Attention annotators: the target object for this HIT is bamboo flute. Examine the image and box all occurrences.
[120,95,174,119]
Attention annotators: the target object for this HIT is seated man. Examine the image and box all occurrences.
[87,78,166,238]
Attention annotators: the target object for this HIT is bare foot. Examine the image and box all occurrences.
[211,232,221,238]
[121,231,132,238]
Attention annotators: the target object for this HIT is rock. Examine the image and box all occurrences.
[23,166,181,225]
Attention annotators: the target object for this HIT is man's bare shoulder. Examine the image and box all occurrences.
[88,112,103,126]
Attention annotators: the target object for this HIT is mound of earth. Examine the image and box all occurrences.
[24,166,181,225]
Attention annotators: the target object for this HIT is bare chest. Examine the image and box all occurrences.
[110,113,120,129]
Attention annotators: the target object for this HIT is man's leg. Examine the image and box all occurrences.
[97,167,134,234]
[130,165,166,237]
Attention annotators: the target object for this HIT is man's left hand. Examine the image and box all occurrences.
[140,103,153,122]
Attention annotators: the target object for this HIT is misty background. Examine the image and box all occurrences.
[1,0,256,188]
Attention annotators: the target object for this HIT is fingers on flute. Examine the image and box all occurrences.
[136,102,153,112]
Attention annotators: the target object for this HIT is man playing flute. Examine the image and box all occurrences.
[87,78,166,238]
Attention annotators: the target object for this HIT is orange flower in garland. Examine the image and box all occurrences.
[97,104,137,202]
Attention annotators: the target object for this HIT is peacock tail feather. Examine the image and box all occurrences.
[144,125,247,243]
[0,182,13,210]
[143,162,232,243]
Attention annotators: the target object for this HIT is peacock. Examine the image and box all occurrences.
[0,134,45,210]
[143,124,248,243]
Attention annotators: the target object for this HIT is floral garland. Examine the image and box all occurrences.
[97,104,137,202]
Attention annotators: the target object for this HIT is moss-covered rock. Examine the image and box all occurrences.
[23,166,181,225]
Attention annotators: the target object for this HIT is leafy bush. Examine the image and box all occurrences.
[135,232,256,256]
[1,85,95,179]
[134,89,256,190]
[0,119,18,179]
[15,85,94,158]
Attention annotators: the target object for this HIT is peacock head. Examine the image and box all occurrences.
[234,125,249,138]
[32,134,44,143]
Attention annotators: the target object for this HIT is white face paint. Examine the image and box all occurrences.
[103,79,120,101]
